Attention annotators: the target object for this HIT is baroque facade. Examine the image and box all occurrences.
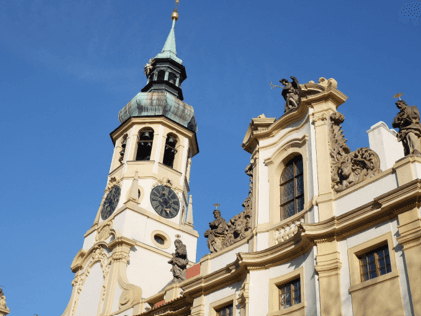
[61,7,421,316]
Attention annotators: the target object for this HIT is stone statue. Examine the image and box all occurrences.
[204,209,228,253]
[280,76,302,113]
[329,112,381,192]
[392,100,421,156]
[0,288,9,312]
[168,239,188,283]
[204,164,254,253]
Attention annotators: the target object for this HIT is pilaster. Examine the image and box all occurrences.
[314,239,343,316]
[396,206,421,315]
[190,294,205,316]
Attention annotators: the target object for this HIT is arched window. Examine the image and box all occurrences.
[163,134,177,168]
[280,155,304,220]
[136,129,154,161]
[168,73,176,84]
[157,70,165,81]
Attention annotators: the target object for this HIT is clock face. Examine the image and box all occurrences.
[101,186,121,220]
[150,185,180,219]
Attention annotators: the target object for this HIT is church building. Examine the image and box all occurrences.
[60,5,421,316]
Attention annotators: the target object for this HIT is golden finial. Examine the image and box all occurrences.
[393,93,404,100]
[171,0,180,21]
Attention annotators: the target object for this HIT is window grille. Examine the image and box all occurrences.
[359,244,391,281]
[280,156,304,220]
[278,278,301,310]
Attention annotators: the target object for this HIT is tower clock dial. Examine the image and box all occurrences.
[150,185,180,219]
[101,186,121,220]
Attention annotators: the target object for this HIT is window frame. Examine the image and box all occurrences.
[269,266,305,316]
[348,232,400,293]
[209,294,237,316]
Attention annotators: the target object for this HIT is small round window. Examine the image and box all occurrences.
[154,235,165,245]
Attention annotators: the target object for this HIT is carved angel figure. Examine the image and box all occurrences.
[392,100,421,156]
[168,239,188,283]
[143,58,155,76]
[204,209,228,253]
[280,76,302,113]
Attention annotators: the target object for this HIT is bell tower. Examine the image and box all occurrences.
[62,4,199,316]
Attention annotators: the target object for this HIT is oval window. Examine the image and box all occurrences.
[154,235,165,245]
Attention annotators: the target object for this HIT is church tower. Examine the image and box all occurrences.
[62,5,199,316]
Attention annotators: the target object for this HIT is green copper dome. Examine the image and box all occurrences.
[118,91,197,133]
[118,16,197,133]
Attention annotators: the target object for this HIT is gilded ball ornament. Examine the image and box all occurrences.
[171,10,179,21]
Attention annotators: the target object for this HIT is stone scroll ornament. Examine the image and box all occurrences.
[329,112,381,192]
[392,99,421,157]
[168,239,188,283]
[204,164,253,253]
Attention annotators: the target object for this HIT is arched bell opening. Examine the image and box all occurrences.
[136,128,154,161]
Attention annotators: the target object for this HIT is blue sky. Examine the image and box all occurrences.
[1,0,420,314]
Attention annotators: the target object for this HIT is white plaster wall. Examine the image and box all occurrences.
[111,284,124,314]
[338,239,353,316]
[335,173,398,216]
[204,280,242,316]
[208,243,249,273]
[257,156,270,225]
[367,122,404,170]
[343,219,413,316]
[75,262,104,316]
[126,246,173,298]
[256,232,269,251]
[391,218,414,316]
[113,209,197,261]
[256,117,312,226]
[249,269,269,316]
[83,231,97,251]
[248,250,316,316]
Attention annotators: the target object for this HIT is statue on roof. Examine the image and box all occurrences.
[204,208,228,253]
[0,287,9,313]
[280,76,302,113]
[168,239,188,283]
[392,99,421,157]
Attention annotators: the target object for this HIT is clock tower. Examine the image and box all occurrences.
[62,6,199,316]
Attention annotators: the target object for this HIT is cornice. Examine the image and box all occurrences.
[302,179,421,241]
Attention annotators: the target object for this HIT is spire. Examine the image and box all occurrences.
[155,4,182,64]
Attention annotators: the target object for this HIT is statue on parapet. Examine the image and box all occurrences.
[204,206,228,253]
[281,76,301,113]
[392,99,421,157]
[168,239,188,283]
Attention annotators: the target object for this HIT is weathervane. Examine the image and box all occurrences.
[213,203,220,210]
[393,93,404,100]
[174,0,180,10]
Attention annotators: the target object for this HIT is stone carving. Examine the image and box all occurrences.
[168,239,188,283]
[329,112,381,192]
[281,76,302,113]
[204,164,253,253]
[0,287,9,312]
[143,58,155,76]
[118,136,127,164]
[392,99,421,156]
[204,208,228,253]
